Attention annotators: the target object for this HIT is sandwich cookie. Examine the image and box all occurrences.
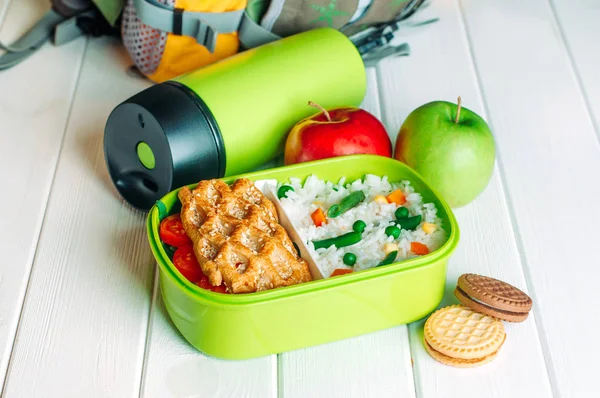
[454,273,533,322]
[423,304,506,368]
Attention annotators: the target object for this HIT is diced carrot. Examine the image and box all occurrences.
[411,242,429,255]
[311,207,327,227]
[331,268,353,277]
[386,189,406,205]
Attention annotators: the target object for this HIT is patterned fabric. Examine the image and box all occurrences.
[121,0,174,75]
[264,0,359,38]
[260,0,410,39]
[342,0,410,36]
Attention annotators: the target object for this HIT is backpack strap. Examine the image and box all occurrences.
[137,1,420,55]
[0,9,66,70]
[0,0,117,71]
[134,0,244,52]
[55,8,119,46]
[237,11,281,50]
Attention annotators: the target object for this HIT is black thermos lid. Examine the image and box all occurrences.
[103,81,225,211]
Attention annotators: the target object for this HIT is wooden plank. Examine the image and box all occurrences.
[376,1,553,397]
[278,69,416,398]
[0,0,86,392]
[0,0,10,21]
[459,0,600,396]
[279,327,414,398]
[1,37,155,397]
[549,0,600,135]
[140,278,277,398]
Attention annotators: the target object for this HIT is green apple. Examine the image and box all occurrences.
[394,98,495,208]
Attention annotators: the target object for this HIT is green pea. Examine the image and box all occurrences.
[277,185,294,199]
[353,220,366,233]
[385,225,401,239]
[343,252,357,266]
[395,207,409,219]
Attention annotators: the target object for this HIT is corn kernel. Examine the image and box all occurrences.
[383,242,399,255]
[422,222,437,234]
[373,195,388,204]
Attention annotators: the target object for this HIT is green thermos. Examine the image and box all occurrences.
[104,28,366,211]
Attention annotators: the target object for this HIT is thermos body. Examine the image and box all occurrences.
[104,28,367,211]
[174,28,366,176]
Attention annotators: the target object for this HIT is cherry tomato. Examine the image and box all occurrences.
[159,214,192,247]
[196,276,229,294]
[172,245,203,283]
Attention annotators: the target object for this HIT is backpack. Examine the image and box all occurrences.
[0,0,120,70]
[1,0,435,81]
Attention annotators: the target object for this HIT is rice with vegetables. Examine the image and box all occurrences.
[277,174,447,278]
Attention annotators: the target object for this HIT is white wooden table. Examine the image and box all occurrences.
[1,0,599,397]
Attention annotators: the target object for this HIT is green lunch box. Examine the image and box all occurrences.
[146,155,460,360]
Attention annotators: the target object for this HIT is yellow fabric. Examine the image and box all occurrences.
[148,0,247,83]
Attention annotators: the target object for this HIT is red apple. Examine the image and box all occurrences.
[284,102,392,165]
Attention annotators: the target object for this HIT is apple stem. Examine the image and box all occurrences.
[455,96,462,124]
[308,101,331,122]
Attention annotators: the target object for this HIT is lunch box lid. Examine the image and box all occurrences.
[146,155,460,305]
[104,81,225,211]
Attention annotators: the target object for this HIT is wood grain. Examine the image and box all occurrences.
[460,0,600,395]
[0,0,10,22]
[140,278,277,398]
[2,0,597,396]
[0,0,86,392]
[549,0,600,136]
[1,37,155,397]
[278,69,417,398]
[376,1,553,397]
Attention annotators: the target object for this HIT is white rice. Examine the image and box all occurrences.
[277,174,447,278]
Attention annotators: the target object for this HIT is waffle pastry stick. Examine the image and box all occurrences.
[178,178,312,293]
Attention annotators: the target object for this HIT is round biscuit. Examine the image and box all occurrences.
[423,338,502,368]
[455,287,529,322]
[458,274,532,313]
[424,304,505,360]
